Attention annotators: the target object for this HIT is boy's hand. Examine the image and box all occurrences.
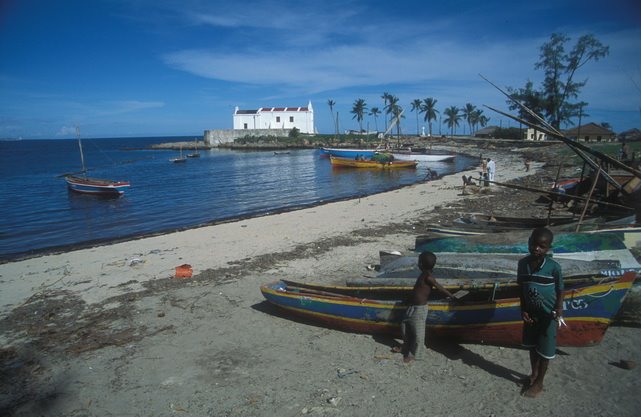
[447,296,464,305]
[522,311,534,324]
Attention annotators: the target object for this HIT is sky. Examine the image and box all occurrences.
[1,0,640,139]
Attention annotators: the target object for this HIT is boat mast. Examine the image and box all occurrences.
[76,126,87,175]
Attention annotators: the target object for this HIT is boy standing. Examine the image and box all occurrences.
[517,227,564,397]
[393,251,457,363]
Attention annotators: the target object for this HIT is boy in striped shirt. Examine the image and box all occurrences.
[517,227,564,398]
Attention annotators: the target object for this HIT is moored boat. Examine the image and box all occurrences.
[320,147,378,159]
[65,175,130,195]
[391,152,455,162]
[260,272,636,347]
[64,127,130,196]
[329,156,417,169]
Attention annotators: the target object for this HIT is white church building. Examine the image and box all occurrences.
[233,101,315,134]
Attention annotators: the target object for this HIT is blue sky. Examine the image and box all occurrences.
[1,0,640,139]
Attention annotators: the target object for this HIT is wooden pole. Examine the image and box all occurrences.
[479,177,631,211]
[548,160,564,225]
[576,166,602,232]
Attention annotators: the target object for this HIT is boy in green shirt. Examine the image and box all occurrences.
[517,227,564,398]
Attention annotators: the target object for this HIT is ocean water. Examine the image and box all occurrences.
[0,137,477,260]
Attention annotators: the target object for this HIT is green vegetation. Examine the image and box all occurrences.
[507,33,609,129]
[553,141,641,161]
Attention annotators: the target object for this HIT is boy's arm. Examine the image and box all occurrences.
[554,268,564,318]
[426,275,455,300]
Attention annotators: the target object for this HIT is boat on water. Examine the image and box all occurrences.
[65,175,130,196]
[320,147,378,158]
[260,272,636,347]
[329,156,417,169]
[64,128,130,196]
[170,145,187,163]
[391,151,455,162]
[186,139,200,158]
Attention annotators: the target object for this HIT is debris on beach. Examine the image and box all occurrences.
[174,264,193,278]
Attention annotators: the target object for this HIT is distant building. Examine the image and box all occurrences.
[474,126,499,138]
[618,128,641,142]
[233,101,315,134]
[524,128,547,141]
[564,122,616,142]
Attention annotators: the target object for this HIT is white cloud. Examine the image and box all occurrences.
[98,100,165,116]
[57,126,78,137]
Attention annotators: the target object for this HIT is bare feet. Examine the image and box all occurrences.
[518,376,535,388]
[403,355,414,364]
[391,346,402,353]
[523,383,543,398]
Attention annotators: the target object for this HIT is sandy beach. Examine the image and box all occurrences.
[1,143,640,417]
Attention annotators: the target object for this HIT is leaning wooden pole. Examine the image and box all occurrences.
[576,166,602,232]
[548,160,564,225]
[478,177,632,211]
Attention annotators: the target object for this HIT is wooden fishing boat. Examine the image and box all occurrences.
[455,213,580,229]
[260,272,636,347]
[186,138,200,158]
[376,252,621,280]
[65,175,130,196]
[170,145,187,163]
[320,147,378,158]
[65,128,130,195]
[415,215,638,247]
[329,156,417,169]
[391,151,456,162]
[413,230,641,269]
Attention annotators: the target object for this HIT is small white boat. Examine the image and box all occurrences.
[391,152,456,162]
[170,145,187,163]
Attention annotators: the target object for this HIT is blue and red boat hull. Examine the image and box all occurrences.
[260,272,636,347]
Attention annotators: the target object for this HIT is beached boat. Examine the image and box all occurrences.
[391,152,456,162]
[415,215,638,246]
[329,156,417,169]
[375,251,621,280]
[260,272,636,347]
[455,213,580,229]
[65,128,130,196]
[413,229,641,269]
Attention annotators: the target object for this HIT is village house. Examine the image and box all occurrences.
[204,101,315,145]
[233,101,315,134]
[524,128,547,141]
[563,122,616,142]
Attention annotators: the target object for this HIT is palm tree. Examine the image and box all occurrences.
[350,98,368,135]
[386,97,404,144]
[420,98,438,137]
[369,107,381,132]
[462,103,476,135]
[411,99,422,136]
[381,92,392,132]
[469,109,488,133]
[327,99,336,136]
[443,106,461,137]
[384,95,399,134]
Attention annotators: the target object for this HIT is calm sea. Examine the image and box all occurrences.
[0,137,477,260]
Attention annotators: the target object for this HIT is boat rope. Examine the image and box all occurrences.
[490,282,499,301]
[584,286,615,299]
